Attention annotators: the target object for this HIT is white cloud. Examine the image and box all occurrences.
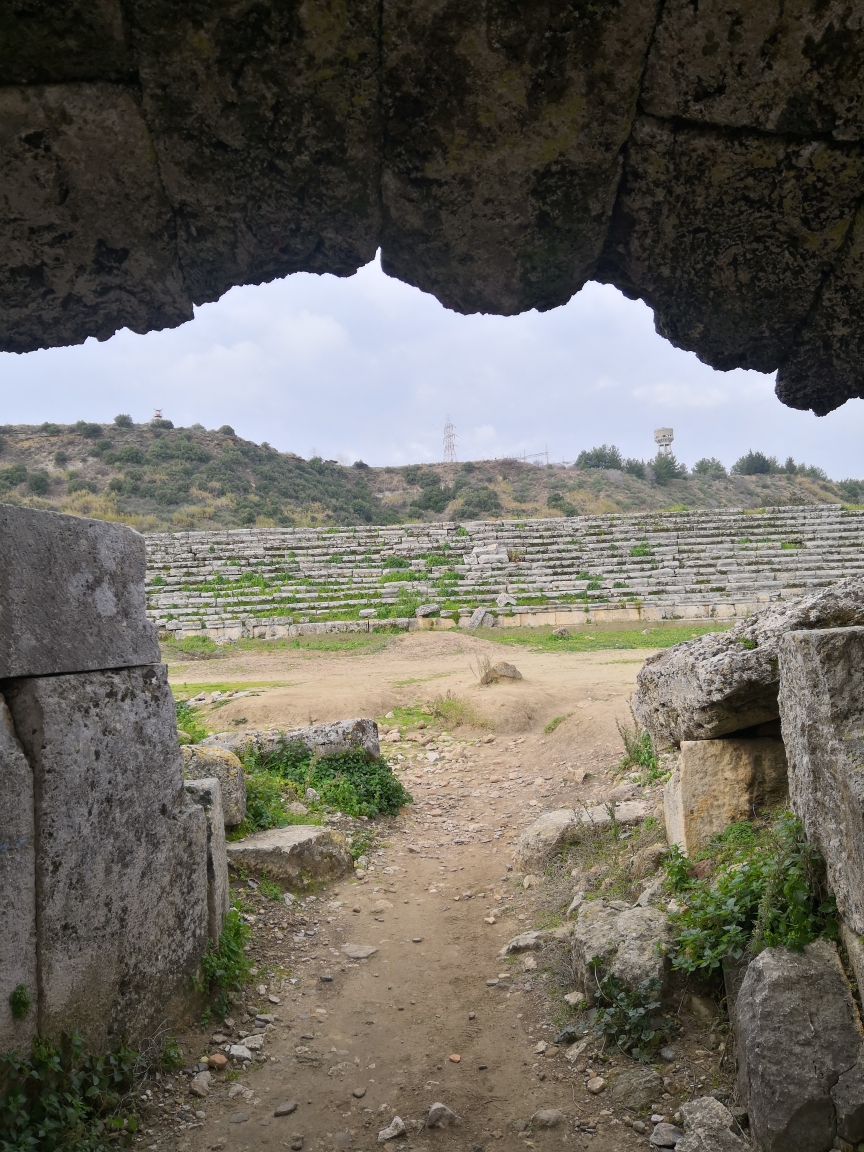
[1,254,863,477]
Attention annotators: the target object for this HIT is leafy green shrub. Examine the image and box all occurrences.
[459,486,501,518]
[8,985,30,1020]
[0,1034,138,1152]
[242,742,411,819]
[174,700,210,743]
[74,421,103,439]
[0,464,27,492]
[258,873,282,901]
[731,450,778,475]
[113,414,134,428]
[693,457,727,477]
[623,458,646,479]
[590,971,669,1061]
[576,444,623,470]
[383,555,411,569]
[629,540,653,557]
[198,905,253,1017]
[665,813,838,975]
[381,570,412,582]
[652,452,688,485]
[67,477,97,495]
[27,471,50,495]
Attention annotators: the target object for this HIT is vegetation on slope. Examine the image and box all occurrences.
[0,419,861,531]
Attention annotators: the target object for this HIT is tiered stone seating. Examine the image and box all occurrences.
[144,504,864,638]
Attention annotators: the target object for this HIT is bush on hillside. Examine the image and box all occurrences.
[459,485,501,518]
[731,450,778,475]
[652,452,688,485]
[693,457,727,477]
[623,458,646,478]
[576,444,623,470]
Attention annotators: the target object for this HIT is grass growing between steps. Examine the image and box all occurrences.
[663,813,838,976]
[476,620,734,654]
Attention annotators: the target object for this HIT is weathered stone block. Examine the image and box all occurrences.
[778,625,864,935]
[0,694,37,1053]
[200,718,380,762]
[734,940,862,1152]
[0,506,159,678]
[571,900,672,997]
[226,825,352,890]
[664,737,788,854]
[832,1050,864,1145]
[184,778,230,947]
[514,803,652,870]
[182,745,246,827]
[633,576,864,747]
[4,665,208,1049]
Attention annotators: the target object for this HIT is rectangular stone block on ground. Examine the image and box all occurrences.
[226,826,353,891]
[779,625,864,935]
[4,665,208,1049]
[664,737,788,854]
[184,779,230,947]
[0,506,159,678]
[200,717,380,762]
[0,693,37,1053]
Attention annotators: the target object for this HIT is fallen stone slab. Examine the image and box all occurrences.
[227,825,353,890]
[467,607,496,629]
[734,940,862,1152]
[779,626,864,934]
[481,661,522,683]
[341,943,379,960]
[513,802,651,870]
[4,665,209,1050]
[199,717,380,761]
[0,505,159,678]
[665,737,788,855]
[0,694,37,1053]
[183,779,230,946]
[572,901,672,997]
[498,931,545,956]
[414,604,439,618]
[632,576,864,747]
[183,745,246,827]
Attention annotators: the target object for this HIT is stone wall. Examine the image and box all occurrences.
[0,506,213,1053]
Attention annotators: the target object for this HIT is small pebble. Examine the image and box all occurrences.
[449,1054,461,1063]
[230,1113,249,1124]
[468,1012,476,1020]
[412,937,423,943]
[352,1088,367,1099]
[274,1101,298,1117]
[586,1077,606,1095]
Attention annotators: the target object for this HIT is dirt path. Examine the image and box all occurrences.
[140,634,731,1152]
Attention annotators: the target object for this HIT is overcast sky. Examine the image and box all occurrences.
[2,254,863,478]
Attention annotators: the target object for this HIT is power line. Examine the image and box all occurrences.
[443,416,457,463]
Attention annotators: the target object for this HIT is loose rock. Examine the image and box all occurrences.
[586,1078,606,1095]
[426,1102,461,1128]
[274,1101,299,1116]
[377,1116,407,1142]
[651,1122,684,1147]
[611,1068,664,1111]
[226,825,352,889]
[572,901,672,996]
[531,1109,564,1128]
[188,1071,211,1097]
[182,745,247,827]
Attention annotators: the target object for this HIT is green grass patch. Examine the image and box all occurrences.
[197,904,253,1019]
[543,714,572,734]
[428,691,493,731]
[241,741,412,821]
[0,1033,139,1151]
[174,700,210,743]
[664,812,838,976]
[615,721,667,785]
[475,621,733,654]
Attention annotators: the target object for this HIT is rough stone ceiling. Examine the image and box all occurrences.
[3,1,864,416]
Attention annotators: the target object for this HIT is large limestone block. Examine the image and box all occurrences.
[380,0,661,315]
[0,693,37,1053]
[0,82,190,353]
[200,718,380,762]
[184,778,230,946]
[571,900,672,997]
[632,576,864,747]
[778,625,864,935]
[643,0,864,139]
[4,665,209,1050]
[598,116,862,375]
[182,745,246,827]
[132,0,381,307]
[665,738,788,855]
[226,825,352,890]
[0,506,159,678]
[734,940,862,1152]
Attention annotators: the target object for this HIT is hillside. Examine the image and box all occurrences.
[0,418,859,532]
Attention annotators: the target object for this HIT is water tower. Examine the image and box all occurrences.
[654,427,674,456]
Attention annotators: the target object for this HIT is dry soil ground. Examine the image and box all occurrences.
[138,631,733,1152]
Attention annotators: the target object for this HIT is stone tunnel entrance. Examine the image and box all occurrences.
[3,1,864,416]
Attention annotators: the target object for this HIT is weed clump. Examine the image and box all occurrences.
[590,971,670,1061]
[428,691,492,730]
[664,813,838,975]
[615,721,666,785]
[197,904,253,1018]
[174,700,209,743]
[0,1033,138,1151]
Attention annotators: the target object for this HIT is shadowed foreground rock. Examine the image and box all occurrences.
[779,625,864,936]
[632,577,864,747]
[7,3,864,414]
[734,941,863,1152]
